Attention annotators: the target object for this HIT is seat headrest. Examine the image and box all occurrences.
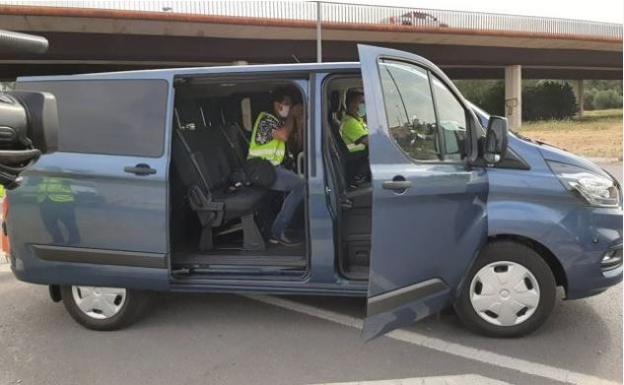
[329,91,342,113]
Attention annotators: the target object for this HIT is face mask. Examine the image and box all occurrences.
[278,104,290,118]
[357,103,366,117]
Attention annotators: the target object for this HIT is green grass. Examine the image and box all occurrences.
[516,109,622,159]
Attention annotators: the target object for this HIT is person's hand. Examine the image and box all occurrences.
[290,103,304,119]
[272,127,289,141]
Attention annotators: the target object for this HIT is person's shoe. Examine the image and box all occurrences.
[269,232,303,247]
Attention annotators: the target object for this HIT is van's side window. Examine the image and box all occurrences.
[379,60,439,161]
[19,79,168,157]
[430,76,467,161]
[378,60,466,162]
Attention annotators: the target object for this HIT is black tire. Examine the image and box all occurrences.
[454,241,557,338]
[60,285,149,331]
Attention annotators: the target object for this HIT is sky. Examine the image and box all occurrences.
[337,0,624,23]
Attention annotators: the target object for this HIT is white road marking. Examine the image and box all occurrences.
[0,263,10,272]
[309,374,511,385]
[245,295,620,385]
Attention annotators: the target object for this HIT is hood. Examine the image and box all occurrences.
[537,142,610,178]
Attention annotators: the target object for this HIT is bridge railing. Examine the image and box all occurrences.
[1,0,622,40]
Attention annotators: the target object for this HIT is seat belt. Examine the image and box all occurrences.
[174,130,211,192]
[200,106,246,167]
[174,108,212,192]
[216,124,244,167]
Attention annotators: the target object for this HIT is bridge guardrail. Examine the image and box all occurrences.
[0,0,622,40]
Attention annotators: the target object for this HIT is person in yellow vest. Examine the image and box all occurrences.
[37,175,80,245]
[248,87,305,246]
[340,89,369,153]
[340,89,372,183]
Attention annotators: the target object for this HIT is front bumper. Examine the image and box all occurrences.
[565,242,622,299]
[562,207,623,300]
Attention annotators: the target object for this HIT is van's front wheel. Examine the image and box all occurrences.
[60,285,148,331]
[454,241,557,337]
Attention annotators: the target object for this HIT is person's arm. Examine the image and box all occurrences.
[272,104,303,142]
[356,136,369,146]
[272,115,294,141]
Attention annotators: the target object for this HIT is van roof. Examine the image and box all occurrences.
[18,62,362,82]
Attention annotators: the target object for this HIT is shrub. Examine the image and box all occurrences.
[593,89,623,110]
[481,81,505,116]
[458,80,577,120]
[522,81,577,121]
[584,89,597,110]
[455,80,505,116]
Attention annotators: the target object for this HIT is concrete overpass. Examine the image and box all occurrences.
[0,1,621,127]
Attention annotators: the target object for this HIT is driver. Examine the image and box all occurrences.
[340,89,368,153]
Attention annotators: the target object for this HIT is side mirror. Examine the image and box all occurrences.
[484,116,508,164]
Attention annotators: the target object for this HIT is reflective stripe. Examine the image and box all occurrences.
[37,178,75,203]
[248,148,285,166]
[248,111,286,166]
[346,143,366,152]
[248,148,285,157]
[48,195,73,203]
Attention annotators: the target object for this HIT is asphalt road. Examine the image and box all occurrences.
[0,163,621,385]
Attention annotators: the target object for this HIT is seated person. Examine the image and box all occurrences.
[248,86,304,246]
[340,89,368,153]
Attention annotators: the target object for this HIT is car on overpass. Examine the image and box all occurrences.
[385,11,449,27]
[6,45,622,340]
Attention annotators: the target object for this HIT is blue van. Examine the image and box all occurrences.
[8,45,622,338]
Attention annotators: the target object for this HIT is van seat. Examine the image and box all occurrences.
[327,107,370,184]
[345,184,372,208]
[212,187,267,221]
[173,103,267,251]
[326,121,372,209]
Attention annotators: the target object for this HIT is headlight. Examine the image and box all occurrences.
[548,161,621,208]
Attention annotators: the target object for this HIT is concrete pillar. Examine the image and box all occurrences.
[505,65,522,129]
[572,79,584,118]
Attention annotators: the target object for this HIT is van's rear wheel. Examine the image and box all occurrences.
[60,285,148,331]
[454,241,556,337]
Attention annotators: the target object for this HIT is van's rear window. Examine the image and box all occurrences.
[17,79,168,157]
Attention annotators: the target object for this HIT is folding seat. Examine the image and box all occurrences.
[172,102,267,251]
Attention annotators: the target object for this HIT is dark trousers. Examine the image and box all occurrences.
[40,199,81,245]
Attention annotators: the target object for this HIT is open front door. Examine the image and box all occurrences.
[359,45,488,339]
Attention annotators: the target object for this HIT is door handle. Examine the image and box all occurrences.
[382,180,412,191]
[124,163,156,176]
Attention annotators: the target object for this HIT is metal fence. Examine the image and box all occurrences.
[1,0,621,40]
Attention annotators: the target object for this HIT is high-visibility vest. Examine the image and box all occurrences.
[37,177,74,204]
[340,115,368,153]
[248,112,286,166]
